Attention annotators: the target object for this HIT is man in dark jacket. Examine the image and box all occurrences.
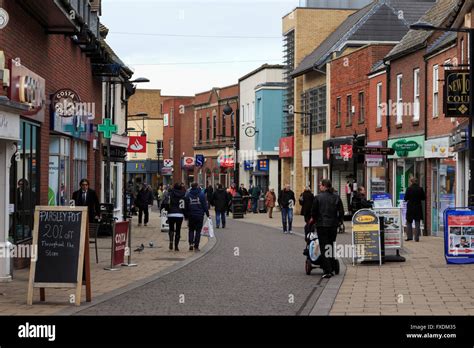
[238,184,249,214]
[299,186,314,223]
[167,183,187,251]
[278,184,296,234]
[212,184,230,228]
[135,183,154,226]
[185,182,210,251]
[250,185,261,213]
[351,186,372,212]
[310,179,344,279]
[404,177,426,242]
[72,179,100,223]
[205,183,214,208]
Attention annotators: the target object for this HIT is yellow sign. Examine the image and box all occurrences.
[355,215,376,223]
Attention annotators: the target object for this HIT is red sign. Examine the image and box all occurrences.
[183,157,195,168]
[220,157,234,168]
[340,145,353,159]
[113,221,129,266]
[279,137,294,158]
[128,136,147,153]
[9,60,46,121]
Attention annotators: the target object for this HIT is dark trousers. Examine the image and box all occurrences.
[169,217,183,247]
[138,206,149,224]
[317,226,338,274]
[215,210,226,227]
[188,216,204,248]
[406,219,421,241]
[252,198,258,213]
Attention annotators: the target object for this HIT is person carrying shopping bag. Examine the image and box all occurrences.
[185,182,210,251]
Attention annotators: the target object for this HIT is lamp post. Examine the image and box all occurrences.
[284,109,313,190]
[221,102,238,186]
[410,22,474,206]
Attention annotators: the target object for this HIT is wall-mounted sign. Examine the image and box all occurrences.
[0,111,20,140]
[195,155,204,167]
[182,157,195,168]
[388,135,424,159]
[340,145,353,159]
[128,136,147,153]
[9,60,45,121]
[163,159,174,167]
[98,119,118,139]
[257,159,269,172]
[279,136,294,158]
[244,160,255,171]
[0,8,9,29]
[425,137,452,158]
[219,156,234,168]
[445,70,470,117]
[103,145,127,163]
[52,89,81,118]
[164,113,169,127]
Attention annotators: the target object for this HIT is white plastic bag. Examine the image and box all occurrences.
[201,217,215,238]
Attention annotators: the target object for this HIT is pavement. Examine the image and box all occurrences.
[0,210,210,315]
[239,209,474,316]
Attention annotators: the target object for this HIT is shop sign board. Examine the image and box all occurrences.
[374,208,403,250]
[388,135,424,159]
[372,193,393,208]
[352,209,382,265]
[445,70,470,117]
[444,208,474,264]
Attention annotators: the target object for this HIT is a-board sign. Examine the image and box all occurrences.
[444,208,474,264]
[113,221,129,266]
[27,206,90,306]
[374,208,403,249]
[352,209,381,265]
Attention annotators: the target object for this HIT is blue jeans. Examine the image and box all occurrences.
[252,198,258,213]
[215,210,226,227]
[281,207,293,232]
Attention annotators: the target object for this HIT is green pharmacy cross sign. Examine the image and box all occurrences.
[64,123,86,138]
[392,139,419,157]
[98,118,118,139]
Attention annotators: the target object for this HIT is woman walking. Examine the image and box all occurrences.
[167,183,187,251]
[299,186,314,223]
[265,189,276,218]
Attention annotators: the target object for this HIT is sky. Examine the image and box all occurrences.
[101,0,300,96]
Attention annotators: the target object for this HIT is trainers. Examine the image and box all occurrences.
[194,247,200,252]
[189,245,194,251]
[289,230,294,234]
[322,273,333,279]
[216,225,220,229]
[283,231,288,234]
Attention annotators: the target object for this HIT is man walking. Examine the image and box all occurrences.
[404,177,426,242]
[72,179,100,223]
[185,182,210,251]
[135,183,154,226]
[310,179,344,279]
[238,184,249,214]
[250,185,261,213]
[212,184,229,228]
[278,184,296,234]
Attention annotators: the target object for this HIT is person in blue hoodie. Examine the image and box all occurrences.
[167,183,187,251]
[185,182,210,252]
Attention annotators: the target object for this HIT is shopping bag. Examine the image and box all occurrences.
[208,219,215,238]
[201,218,215,238]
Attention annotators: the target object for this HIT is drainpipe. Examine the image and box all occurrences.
[424,57,429,236]
[384,61,391,198]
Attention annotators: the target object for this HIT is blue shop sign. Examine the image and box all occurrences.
[244,160,255,171]
[257,159,269,172]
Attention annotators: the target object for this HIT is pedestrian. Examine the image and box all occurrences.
[238,184,249,214]
[250,184,261,213]
[136,183,154,226]
[299,186,315,223]
[167,183,187,251]
[351,186,372,212]
[265,188,276,218]
[205,183,214,208]
[156,184,164,214]
[404,177,426,242]
[72,178,100,223]
[278,184,296,234]
[160,185,171,212]
[310,179,344,279]
[185,182,210,251]
[212,184,230,228]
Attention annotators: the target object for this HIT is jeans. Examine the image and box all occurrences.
[252,198,258,213]
[138,206,149,224]
[406,219,421,241]
[317,226,338,274]
[281,207,293,232]
[168,217,183,247]
[188,216,204,248]
[215,210,226,227]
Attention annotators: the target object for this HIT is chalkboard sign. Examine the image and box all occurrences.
[28,206,90,306]
[352,209,382,265]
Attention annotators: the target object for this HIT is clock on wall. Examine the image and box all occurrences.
[245,126,258,137]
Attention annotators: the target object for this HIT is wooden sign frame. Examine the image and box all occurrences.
[27,206,91,306]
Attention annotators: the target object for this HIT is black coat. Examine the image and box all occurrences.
[136,189,154,209]
[300,191,314,217]
[72,189,100,222]
[311,191,345,228]
[212,188,230,211]
[278,189,296,209]
[405,184,426,221]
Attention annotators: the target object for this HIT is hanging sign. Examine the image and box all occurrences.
[128,136,147,153]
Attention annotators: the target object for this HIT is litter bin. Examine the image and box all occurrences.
[258,196,267,213]
[232,195,244,219]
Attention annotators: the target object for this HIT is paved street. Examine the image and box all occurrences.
[78,214,338,315]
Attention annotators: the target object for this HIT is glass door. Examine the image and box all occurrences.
[431,164,439,235]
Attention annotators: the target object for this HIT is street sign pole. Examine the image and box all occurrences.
[469,29,474,207]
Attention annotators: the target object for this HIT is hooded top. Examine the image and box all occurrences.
[185,187,210,219]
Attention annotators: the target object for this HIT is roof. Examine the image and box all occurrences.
[291,0,436,77]
[385,0,463,61]
[426,31,457,55]
[370,59,386,73]
[238,64,285,82]
[100,39,134,77]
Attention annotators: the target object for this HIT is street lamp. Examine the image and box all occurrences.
[410,22,474,206]
[284,109,313,190]
[129,113,149,136]
[219,102,239,186]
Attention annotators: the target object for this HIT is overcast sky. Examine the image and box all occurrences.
[102,0,300,95]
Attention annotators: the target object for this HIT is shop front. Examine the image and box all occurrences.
[366,141,388,199]
[302,149,328,194]
[450,124,469,208]
[388,135,425,208]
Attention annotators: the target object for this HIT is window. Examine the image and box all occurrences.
[156,140,164,160]
[461,38,465,64]
[247,103,250,123]
[160,103,163,114]
[73,140,88,192]
[170,108,174,127]
[346,95,352,126]
[301,86,326,134]
[252,101,255,123]
[198,115,202,142]
[336,97,341,126]
[213,110,217,139]
[222,112,226,137]
[396,74,403,124]
[413,69,420,121]
[376,83,383,128]
[358,92,365,123]
[206,112,210,140]
[49,136,71,207]
[231,109,235,137]
[169,139,174,158]
[283,29,295,137]
[433,65,439,118]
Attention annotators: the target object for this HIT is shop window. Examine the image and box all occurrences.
[49,136,71,206]
[74,140,88,190]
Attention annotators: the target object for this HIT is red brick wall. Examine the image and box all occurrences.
[180,101,195,181]
[1,0,103,204]
[367,71,388,142]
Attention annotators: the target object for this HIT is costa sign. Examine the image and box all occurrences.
[52,89,81,118]
[9,60,45,120]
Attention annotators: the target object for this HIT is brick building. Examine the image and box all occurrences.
[162,96,194,186]
[193,85,239,189]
